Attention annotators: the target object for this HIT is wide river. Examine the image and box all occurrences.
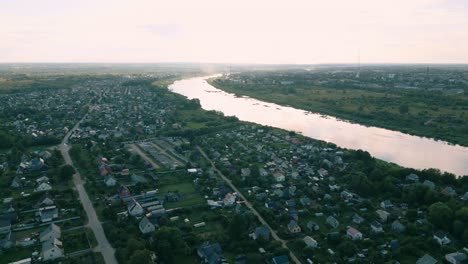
[169,76,468,176]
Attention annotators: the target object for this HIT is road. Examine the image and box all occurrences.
[197,146,302,264]
[59,108,118,264]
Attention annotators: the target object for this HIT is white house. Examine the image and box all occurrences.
[41,238,63,261]
[303,236,318,248]
[128,199,144,217]
[34,182,52,192]
[104,175,117,187]
[139,217,155,234]
[39,224,61,242]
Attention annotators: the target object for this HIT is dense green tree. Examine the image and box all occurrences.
[428,202,453,229]
[60,164,75,181]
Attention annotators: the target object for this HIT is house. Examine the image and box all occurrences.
[352,213,365,224]
[371,221,383,233]
[416,254,438,264]
[165,192,181,203]
[139,217,155,234]
[380,200,393,210]
[272,255,290,264]
[131,174,148,184]
[346,227,363,240]
[252,226,270,240]
[406,173,419,182]
[376,210,390,222]
[128,199,144,217]
[41,238,63,261]
[299,197,311,207]
[391,220,406,233]
[34,182,52,192]
[241,168,251,177]
[11,176,22,188]
[318,168,328,177]
[273,171,285,182]
[442,187,456,196]
[197,242,225,264]
[303,236,318,248]
[287,220,301,233]
[104,175,117,187]
[36,176,50,184]
[37,206,59,222]
[445,252,467,264]
[326,216,339,228]
[31,158,45,171]
[433,231,451,245]
[35,193,54,208]
[118,186,131,200]
[341,191,353,200]
[39,224,61,243]
[259,168,268,177]
[423,180,435,190]
[306,221,319,231]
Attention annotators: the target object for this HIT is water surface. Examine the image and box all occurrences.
[169,76,468,176]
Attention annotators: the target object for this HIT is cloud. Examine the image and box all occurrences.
[141,23,181,38]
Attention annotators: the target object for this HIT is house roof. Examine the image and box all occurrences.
[416,254,438,264]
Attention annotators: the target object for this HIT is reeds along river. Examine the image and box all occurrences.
[169,76,468,176]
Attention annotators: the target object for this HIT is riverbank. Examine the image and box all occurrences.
[208,78,468,147]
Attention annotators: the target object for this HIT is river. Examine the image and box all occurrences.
[169,76,468,176]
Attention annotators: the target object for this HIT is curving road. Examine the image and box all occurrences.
[197,146,302,264]
[59,108,118,264]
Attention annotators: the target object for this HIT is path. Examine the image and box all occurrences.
[59,103,118,264]
[127,143,161,168]
[197,146,302,264]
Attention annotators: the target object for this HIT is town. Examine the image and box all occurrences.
[0,69,467,264]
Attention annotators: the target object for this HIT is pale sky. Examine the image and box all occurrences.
[1,0,468,64]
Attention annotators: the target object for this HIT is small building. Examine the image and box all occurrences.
[326,216,339,229]
[445,252,467,264]
[41,238,63,261]
[376,210,390,222]
[128,199,144,217]
[272,255,290,264]
[39,224,61,242]
[37,207,59,223]
[139,217,155,234]
[287,220,301,234]
[306,221,319,231]
[346,226,363,240]
[391,220,406,233]
[104,175,117,187]
[253,226,270,240]
[406,173,419,182]
[371,221,383,233]
[352,213,365,224]
[197,242,225,264]
[433,231,451,245]
[416,254,438,264]
[380,200,393,210]
[34,182,52,192]
[303,236,318,248]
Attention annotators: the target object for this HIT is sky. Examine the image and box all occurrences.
[1,0,468,64]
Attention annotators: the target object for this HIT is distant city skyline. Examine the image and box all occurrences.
[1,0,468,64]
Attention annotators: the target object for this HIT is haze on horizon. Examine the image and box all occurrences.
[1,0,468,64]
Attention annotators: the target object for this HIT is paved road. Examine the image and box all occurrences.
[59,110,118,264]
[197,147,302,264]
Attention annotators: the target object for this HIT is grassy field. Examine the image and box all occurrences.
[209,78,468,146]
